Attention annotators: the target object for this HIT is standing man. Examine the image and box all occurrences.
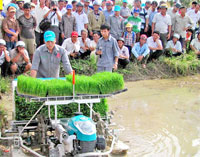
[31,31,73,78]
[174,6,193,49]
[96,24,119,72]
[44,1,62,44]
[187,4,200,32]
[88,1,105,37]
[167,3,181,37]
[83,0,91,15]
[61,4,77,40]
[2,5,20,51]
[35,0,49,47]
[16,0,24,19]
[120,0,131,19]
[146,1,158,37]
[58,0,67,15]
[152,3,172,49]
[107,5,124,39]
[73,2,88,36]
[18,3,36,61]
[103,0,114,21]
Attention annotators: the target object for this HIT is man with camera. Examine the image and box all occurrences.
[44,1,62,44]
[35,0,49,47]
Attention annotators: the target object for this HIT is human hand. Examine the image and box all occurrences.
[113,63,118,71]
[137,55,143,61]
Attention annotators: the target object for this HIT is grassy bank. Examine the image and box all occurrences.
[61,53,200,81]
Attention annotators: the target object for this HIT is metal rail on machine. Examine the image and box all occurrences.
[16,88,128,136]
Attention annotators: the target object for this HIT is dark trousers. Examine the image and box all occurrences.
[179,36,186,49]
[160,33,168,49]
[0,61,11,77]
[35,31,44,48]
[48,26,60,44]
[125,45,132,57]
[80,50,91,59]
[148,50,163,62]
[165,49,182,57]
[118,58,129,68]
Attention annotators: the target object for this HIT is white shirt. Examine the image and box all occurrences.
[190,38,200,51]
[73,11,88,36]
[119,46,129,59]
[48,11,62,27]
[58,7,67,15]
[35,5,49,32]
[187,10,200,29]
[166,40,182,54]
[147,36,162,49]
[0,50,9,66]
[78,37,91,53]
[152,13,172,34]
[62,38,80,55]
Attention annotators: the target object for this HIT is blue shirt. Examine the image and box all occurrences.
[103,10,114,21]
[132,42,150,58]
[148,10,157,26]
[96,35,119,68]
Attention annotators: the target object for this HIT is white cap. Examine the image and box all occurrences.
[16,41,25,47]
[0,39,6,46]
[173,33,180,39]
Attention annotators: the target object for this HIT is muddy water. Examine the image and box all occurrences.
[108,75,200,157]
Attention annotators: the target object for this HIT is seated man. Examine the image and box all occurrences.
[10,41,32,76]
[117,37,129,68]
[78,29,91,59]
[90,31,100,59]
[165,34,182,57]
[190,32,200,59]
[62,31,80,59]
[147,31,163,62]
[0,39,11,77]
[132,34,149,68]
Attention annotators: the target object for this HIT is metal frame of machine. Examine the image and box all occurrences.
[1,79,127,157]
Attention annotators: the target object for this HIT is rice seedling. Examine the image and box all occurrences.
[92,72,124,94]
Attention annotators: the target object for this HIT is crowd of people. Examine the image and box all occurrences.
[0,0,200,78]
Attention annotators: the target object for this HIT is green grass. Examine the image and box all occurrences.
[162,52,200,76]
[0,77,10,94]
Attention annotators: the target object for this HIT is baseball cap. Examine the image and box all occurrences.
[106,0,113,6]
[134,8,140,13]
[71,31,78,37]
[44,31,56,42]
[66,4,72,9]
[8,6,16,12]
[173,33,180,39]
[175,3,181,8]
[0,39,6,46]
[123,0,128,3]
[16,41,26,47]
[140,34,147,40]
[114,5,120,11]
